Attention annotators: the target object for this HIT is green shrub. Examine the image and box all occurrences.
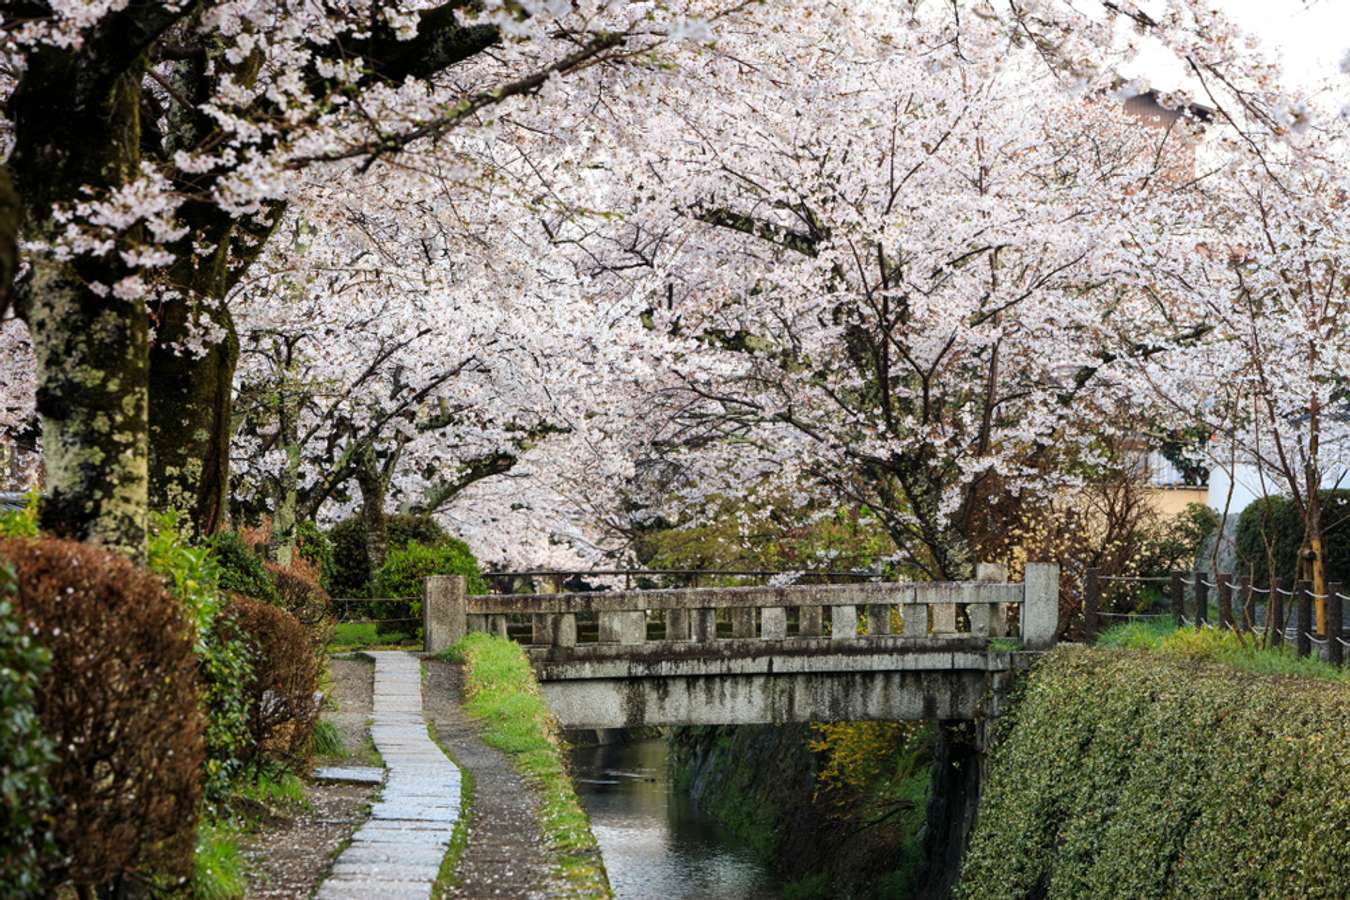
[374,538,486,598]
[294,520,336,592]
[208,531,278,603]
[2,537,204,890]
[0,564,55,898]
[371,539,485,635]
[959,646,1350,899]
[328,512,454,598]
[1135,502,1218,578]
[1235,490,1350,586]
[0,489,38,538]
[148,514,253,801]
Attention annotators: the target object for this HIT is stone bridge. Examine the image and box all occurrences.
[422,564,1059,729]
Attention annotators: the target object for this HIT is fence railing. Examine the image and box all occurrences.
[1083,567,1350,667]
[481,568,883,594]
[418,562,1061,655]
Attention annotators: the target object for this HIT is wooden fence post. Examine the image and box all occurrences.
[1327,583,1343,668]
[1296,580,1313,658]
[1238,574,1253,632]
[1170,571,1184,628]
[1270,577,1286,648]
[1083,567,1101,640]
[1216,573,1233,630]
[1194,575,1208,629]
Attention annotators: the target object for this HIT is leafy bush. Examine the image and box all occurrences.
[147,513,253,801]
[209,530,278,603]
[295,519,336,592]
[226,594,322,773]
[372,539,485,635]
[1134,502,1219,578]
[1,538,204,890]
[0,488,38,538]
[328,512,454,597]
[374,538,486,598]
[959,646,1350,899]
[1235,490,1350,586]
[0,563,55,898]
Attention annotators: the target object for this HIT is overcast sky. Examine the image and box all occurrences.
[1122,0,1349,101]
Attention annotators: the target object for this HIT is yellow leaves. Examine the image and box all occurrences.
[808,720,921,797]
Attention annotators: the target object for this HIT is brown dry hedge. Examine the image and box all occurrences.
[1,537,203,890]
[227,593,322,771]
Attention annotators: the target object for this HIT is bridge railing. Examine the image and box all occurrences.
[420,563,1060,654]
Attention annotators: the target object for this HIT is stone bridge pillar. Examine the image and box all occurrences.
[424,575,467,654]
[1021,563,1059,650]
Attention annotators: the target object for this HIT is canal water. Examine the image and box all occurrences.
[570,738,781,899]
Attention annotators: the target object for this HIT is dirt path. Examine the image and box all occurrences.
[422,658,558,899]
[241,656,378,898]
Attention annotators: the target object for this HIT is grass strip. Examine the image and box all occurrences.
[1097,619,1350,680]
[445,633,612,898]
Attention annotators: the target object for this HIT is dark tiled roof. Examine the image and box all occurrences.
[0,492,28,512]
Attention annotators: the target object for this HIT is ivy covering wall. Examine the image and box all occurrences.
[959,646,1350,899]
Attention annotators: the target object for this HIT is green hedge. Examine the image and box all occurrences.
[208,530,279,603]
[959,646,1350,899]
[1235,490,1350,586]
[374,539,487,599]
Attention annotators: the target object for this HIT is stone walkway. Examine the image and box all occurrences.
[317,651,463,899]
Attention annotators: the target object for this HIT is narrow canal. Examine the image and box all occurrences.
[570,738,781,899]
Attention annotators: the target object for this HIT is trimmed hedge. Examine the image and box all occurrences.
[1234,490,1350,586]
[959,646,1350,899]
[148,514,253,802]
[227,594,322,774]
[371,539,485,637]
[1,538,204,890]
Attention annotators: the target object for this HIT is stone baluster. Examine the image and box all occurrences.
[798,606,823,638]
[600,609,646,645]
[731,606,756,639]
[867,604,891,636]
[666,608,691,641]
[831,605,857,640]
[692,608,717,642]
[761,606,787,640]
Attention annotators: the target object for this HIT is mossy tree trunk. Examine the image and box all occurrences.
[8,15,189,556]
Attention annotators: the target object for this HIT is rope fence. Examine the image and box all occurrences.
[1082,567,1349,668]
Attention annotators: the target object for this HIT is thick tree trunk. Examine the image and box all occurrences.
[10,39,160,556]
[22,260,150,555]
[147,299,238,537]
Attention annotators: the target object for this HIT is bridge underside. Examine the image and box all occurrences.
[530,638,1017,728]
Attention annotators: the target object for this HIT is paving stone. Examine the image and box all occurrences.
[312,766,385,785]
[316,651,463,899]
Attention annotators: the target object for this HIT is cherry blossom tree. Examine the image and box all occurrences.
[1,0,740,555]
[522,3,1209,579]
[1,0,1331,563]
[1120,123,1350,624]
